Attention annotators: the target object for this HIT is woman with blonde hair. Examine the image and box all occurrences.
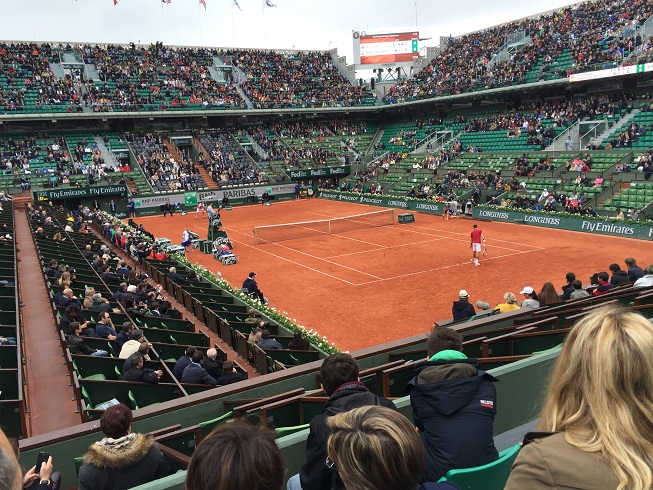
[326,405,458,490]
[57,271,72,287]
[505,306,653,490]
[496,292,520,313]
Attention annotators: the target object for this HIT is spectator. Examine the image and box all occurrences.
[608,263,630,286]
[248,326,262,345]
[94,312,117,341]
[186,422,284,490]
[570,280,591,300]
[538,282,561,306]
[122,354,162,384]
[634,264,653,288]
[119,329,150,359]
[496,292,520,313]
[216,360,247,386]
[451,290,475,321]
[560,272,576,301]
[88,292,112,312]
[181,351,217,385]
[66,322,109,357]
[505,307,653,490]
[203,348,223,380]
[242,272,266,304]
[625,257,645,282]
[520,286,540,309]
[78,404,170,490]
[257,329,283,350]
[173,346,197,380]
[593,272,614,296]
[287,353,397,490]
[288,330,311,350]
[326,406,460,490]
[244,308,259,325]
[408,327,498,482]
[114,322,133,355]
[167,267,185,283]
[1,427,57,490]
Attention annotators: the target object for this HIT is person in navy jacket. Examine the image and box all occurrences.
[180,351,217,385]
[407,327,498,482]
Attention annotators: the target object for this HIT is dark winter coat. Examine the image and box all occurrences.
[610,269,630,286]
[299,382,397,490]
[451,299,475,321]
[408,359,499,482]
[78,433,170,490]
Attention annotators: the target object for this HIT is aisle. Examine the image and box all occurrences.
[15,206,81,435]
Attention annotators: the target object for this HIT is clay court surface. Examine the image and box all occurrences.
[136,199,639,351]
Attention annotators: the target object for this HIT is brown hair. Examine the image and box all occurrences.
[320,353,359,396]
[186,422,284,490]
[426,327,463,358]
[538,282,561,306]
[100,403,133,439]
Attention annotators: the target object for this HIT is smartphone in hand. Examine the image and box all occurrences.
[36,451,49,474]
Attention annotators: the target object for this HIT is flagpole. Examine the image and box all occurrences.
[197,2,204,46]
[231,2,236,46]
[161,0,167,44]
[262,0,268,48]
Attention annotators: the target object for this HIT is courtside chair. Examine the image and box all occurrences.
[438,443,521,490]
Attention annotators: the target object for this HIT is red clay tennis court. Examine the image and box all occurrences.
[136,199,637,351]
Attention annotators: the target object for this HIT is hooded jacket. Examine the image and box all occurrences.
[610,269,630,286]
[451,299,475,321]
[78,433,170,490]
[408,351,498,482]
[299,382,397,490]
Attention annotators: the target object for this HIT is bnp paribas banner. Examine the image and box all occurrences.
[189,184,297,204]
[133,193,186,209]
[319,190,444,215]
[473,207,653,241]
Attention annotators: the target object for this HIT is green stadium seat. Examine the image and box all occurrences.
[439,444,521,490]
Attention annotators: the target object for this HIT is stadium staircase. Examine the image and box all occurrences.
[545,120,580,152]
[192,137,220,190]
[413,129,457,153]
[234,83,253,109]
[589,109,640,148]
[93,136,119,168]
[367,126,385,155]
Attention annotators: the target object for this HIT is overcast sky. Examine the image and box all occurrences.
[2,0,581,62]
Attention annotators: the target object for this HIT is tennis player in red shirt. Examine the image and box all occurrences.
[470,224,485,266]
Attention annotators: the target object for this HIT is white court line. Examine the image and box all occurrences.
[325,237,450,259]
[355,249,542,285]
[303,210,533,254]
[226,227,384,281]
[193,226,360,286]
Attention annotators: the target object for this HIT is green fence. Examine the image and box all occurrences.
[319,190,445,215]
[472,207,653,241]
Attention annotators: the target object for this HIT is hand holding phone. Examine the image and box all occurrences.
[35,451,49,474]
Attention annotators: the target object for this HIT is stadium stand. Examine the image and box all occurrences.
[228,49,376,108]
[196,129,263,186]
[383,0,652,103]
[80,43,245,112]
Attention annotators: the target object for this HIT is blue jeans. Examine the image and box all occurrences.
[1,337,16,345]
[91,350,109,357]
[286,474,302,490]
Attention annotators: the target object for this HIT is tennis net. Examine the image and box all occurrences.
[253,209,395,244]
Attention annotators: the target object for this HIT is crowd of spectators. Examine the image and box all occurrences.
[229,49,374,108]
[196,129,262,185]
[126,132,206,191]
[384,0,652,103]
[0,42,85,112]
[77,43,243,112]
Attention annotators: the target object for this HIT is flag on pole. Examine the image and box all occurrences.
[113,0,117,5]
[233,0,242,10]
[162,0,171,3]
[199,0,206,9]
[265,0,277,6]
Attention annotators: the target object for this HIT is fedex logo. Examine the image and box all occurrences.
[480,400,494,409]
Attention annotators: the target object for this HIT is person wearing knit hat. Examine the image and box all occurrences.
[452,290,475,321]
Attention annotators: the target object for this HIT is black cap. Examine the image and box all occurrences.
[249,272,256,277]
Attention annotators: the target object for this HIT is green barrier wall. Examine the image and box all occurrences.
[319,190,445,215]
[472,207,653,241]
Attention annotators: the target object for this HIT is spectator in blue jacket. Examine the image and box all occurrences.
[451,290,475,321]
[181,351,217,385]
[257,329,282,350]
[173,346,196,380]
[407,327,498,482]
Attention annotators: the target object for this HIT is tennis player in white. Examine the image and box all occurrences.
[196,201,206,219]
